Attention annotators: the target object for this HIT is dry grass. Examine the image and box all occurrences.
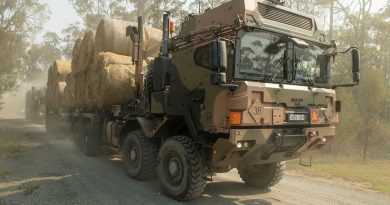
[0,170,11,179]
[287,155,390,193]
[0,127,25,155]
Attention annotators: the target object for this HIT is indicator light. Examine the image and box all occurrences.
[169,21,175,34]
[229,112,241,125]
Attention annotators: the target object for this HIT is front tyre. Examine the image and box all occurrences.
[158,136,206,201]
[238,161,286,188]
[72,121,84,150]
[123,130,158,180]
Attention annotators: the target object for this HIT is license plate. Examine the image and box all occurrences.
[288,114,306,121]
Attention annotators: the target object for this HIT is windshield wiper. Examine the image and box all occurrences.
[263,56,288,82]
[296,59,315,87]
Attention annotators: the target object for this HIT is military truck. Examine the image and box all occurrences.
[70,0,360,201]
[25,86,46,124]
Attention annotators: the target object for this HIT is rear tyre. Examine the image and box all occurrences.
[158,136,206,201]
[238,161,286,188]
[45,113,55,134]
[72,121,84,150]
[81,122,100,156]
[123,130,158,180]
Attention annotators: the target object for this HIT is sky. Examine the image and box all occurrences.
[38,0,81,42]
[38,0,388,42]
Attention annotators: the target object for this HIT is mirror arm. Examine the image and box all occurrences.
[338,46,359,54]
[219,83,239,91]
[332,82,359,89]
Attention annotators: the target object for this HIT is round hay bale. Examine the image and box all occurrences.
[94,18,162,60]
[74,72,87,107]
[84,69,102,107]
[71,37,83,74]
[52,60,72,81]
[97,64,136,109]
[72,37,83,58]
[98,52,132,68]
[50,81,66,111]
[72,30,96,74]
[64,74,76,107]
[96,52,150,71]
[58,81,66,107]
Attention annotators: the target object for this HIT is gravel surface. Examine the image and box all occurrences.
[1,119,390,205]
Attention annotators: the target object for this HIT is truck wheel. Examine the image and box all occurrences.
[123,130,158,180]
[45,113,54,134]
[238,161,286,189]
[144,69,153,116]
[81,122,100,156]
[72,121,84,150]
[157,136,206,201]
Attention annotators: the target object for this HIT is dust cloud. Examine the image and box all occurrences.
[0,79,46,120]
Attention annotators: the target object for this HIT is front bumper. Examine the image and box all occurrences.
[212,126,335,169]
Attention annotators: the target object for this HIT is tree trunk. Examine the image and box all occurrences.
[329,0,334,40]
[363,127,369,161]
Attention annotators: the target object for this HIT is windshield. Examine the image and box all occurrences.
[238,32,286,80]
[236,31,330,86]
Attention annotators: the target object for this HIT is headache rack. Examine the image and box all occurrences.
[171,24,239,51]
[258,3,313,31]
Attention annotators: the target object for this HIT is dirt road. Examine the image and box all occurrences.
[1,119,389,205]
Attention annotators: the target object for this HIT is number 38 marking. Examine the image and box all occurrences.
[252,106,262,116]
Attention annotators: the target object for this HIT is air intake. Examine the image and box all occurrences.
[258,3,313,31]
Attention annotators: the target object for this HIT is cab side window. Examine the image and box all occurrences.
[194,45,211,68]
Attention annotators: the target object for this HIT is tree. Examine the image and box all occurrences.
[68,0,133,29]
[188,0,227,14]
[0,0,49,104]
[61,22,85,59]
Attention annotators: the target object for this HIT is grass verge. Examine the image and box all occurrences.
[0,170,11,179]
[0,127,24,155]
[287,155,390,193]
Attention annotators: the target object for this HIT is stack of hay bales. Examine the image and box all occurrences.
[63,18,162,110]
[46,60,71,113]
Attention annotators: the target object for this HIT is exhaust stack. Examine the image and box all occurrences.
[126,16,144,99]
[162,11,170,57]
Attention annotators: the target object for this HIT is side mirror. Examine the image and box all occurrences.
[333,47,361,89]
[210,40,227,72]
[209,40,238,90]
[351,48,360,83]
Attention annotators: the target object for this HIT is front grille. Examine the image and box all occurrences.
[258,3,313,31]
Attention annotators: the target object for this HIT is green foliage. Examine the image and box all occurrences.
[188,0,228,14]
[330,1,390,157]
[0,0,49,104]
[61,22,85,59]
[68,0,133,29]
[333,88,362,153]
[25,32,62,78]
